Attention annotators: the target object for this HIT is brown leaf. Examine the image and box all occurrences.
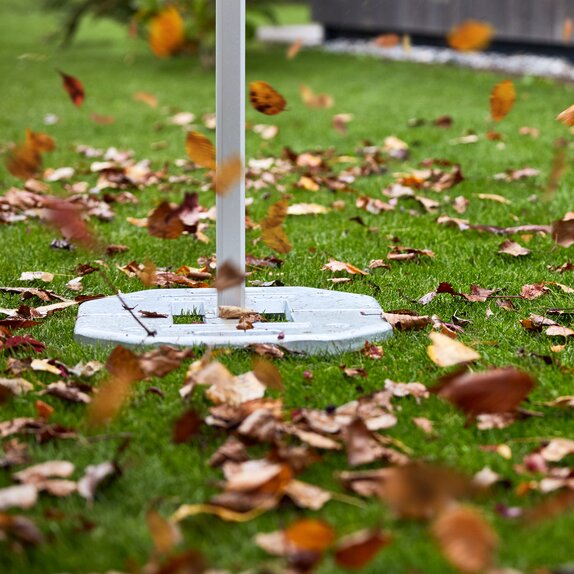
[172,409,202,444]
[252,358,284,391]
[427,332,480,368]
[552,215,574,247]
[0,514,43,546]
[147,508,182,554]
[498,240,531,257]
[149,6,185,58]
[334,529,392,569]
[432,367,535,416]
[261,199,292,254]
[6,130,55,180]
[322,258,367,275]
[133,91,158,108]
[342,418,388,467]
[58,70,85,107]
[249,81,287,116]
[520,283,549,300]
[87,346,145,427]
[42,197,97,250]
[432,506,498,573]
[148,202,185,240]
[214,260,245,292]
[383,312,432,331]
[447,20,494,52]
[490,80,516,122]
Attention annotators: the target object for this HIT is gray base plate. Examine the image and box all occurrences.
[74,287,392,354]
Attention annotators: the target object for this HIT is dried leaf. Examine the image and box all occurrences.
[433,506,498,573]
[147,508,182,554]
[284,518,336,552]
[557,104,574,127]
[252,358,283,391]
[261,199,292,254]
[172,408,202,444]
[448,20,494,52]
[286,38,303,60]
[58,70,85,107]
[249,81,287,116]
[185,132,216,170]
[149,6,185,58]
[214,155,243,196]
[490,80,516,122]
[0,484,38,511]
[427,332,480,368]
[323,258,367,276]
[300,84,334,109]
[334,529,392,569]
[77,461,118,502]
[432,367,535,416]
[498,240,531,257]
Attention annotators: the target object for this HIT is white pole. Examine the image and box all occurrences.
[216,0,246,308]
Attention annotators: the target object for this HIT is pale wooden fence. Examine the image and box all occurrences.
[310,0,574,45]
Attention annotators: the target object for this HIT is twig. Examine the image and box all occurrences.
[97,269,156,337]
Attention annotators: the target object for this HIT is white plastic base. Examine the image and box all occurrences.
[74,287,392,354]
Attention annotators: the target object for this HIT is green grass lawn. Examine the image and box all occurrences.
[1,1,574,572]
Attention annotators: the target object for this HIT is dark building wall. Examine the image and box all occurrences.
[310,0,574,45]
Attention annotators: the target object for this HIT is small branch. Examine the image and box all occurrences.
[97,269,156,338]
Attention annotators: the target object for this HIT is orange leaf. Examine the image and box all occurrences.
[447,20,494,52]
[185,131,216,170]
[300,84,334,109]
[373,33,400,48]
[6,142,41,180]
[58,70,85,107]
[557,104,574,127]
[25,129,55,153]
[490,80,516,121]
[214,155,243,196]
[133,91,158,108]
[284,519,336,552]
[249,81,287,116]
[149,6,185,58]
[286,38,303,60]
[260,199,292,254]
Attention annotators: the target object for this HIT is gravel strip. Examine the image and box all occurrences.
[324,39,574,81]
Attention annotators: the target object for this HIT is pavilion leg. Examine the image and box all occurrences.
[216,0,246,309]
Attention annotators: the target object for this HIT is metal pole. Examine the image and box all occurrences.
[216,0,246,308]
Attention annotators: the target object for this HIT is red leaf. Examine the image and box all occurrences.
[58,70,85,107]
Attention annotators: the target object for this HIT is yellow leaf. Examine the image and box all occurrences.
[171,503,270,523]
[149,6,185,58]
[447,20,494,52]
[185,131,216,170]
[249,81,287,115]
[427,332,480,368]
[260,200,292,254]
[490,80,516,122]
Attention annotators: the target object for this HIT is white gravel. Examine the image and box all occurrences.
[324,39,574,81]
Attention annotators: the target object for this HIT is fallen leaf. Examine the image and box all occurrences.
[490,80,516,121]
[433,505,498,573]
[0,484,38,511]
[172,408,202,444]
[58,70,85,107]
[249,81,287,115]
[427,332,480,368]
[334,529,392,569]
[498,240,531,257]
[147,508,182,554]
[323,258,367,276]
[252,358,284,391]
[284,518,336,553]
[77,461,118,502]
[133,91,158,108]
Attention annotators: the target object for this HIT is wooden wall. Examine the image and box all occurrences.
[310,0,574,45]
